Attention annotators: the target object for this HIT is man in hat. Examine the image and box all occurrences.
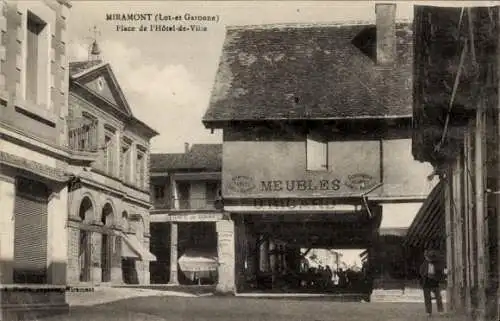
[419,249,444,317]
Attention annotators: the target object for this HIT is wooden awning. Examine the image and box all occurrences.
[404,181,445,248]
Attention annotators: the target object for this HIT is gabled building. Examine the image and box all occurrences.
[202,4,436,295]
[0,0,72,318]
[149,143,222,285]
[65,52,158,286]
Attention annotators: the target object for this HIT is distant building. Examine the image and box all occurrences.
[65,53,158,285]
[149,143,222,285]
[202,4,436,294]
[0,0,72,317]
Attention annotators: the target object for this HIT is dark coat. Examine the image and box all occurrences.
[419,259,444,288]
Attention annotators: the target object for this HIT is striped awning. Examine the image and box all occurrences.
[404,181,445,248]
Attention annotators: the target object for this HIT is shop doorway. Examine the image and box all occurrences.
[101,203,113,283]
[122,258,139,284]
[13,177,51,284]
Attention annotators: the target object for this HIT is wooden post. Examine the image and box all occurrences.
[444,168,455,312]
[453,157,465,312]
[475,106,487,320]
[169,222,179,284]
[496,12,500,319]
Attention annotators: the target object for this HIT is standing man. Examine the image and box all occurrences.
[419,249,444,317]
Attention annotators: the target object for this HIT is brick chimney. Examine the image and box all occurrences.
[375,3,397,65]
[184,142,189,153]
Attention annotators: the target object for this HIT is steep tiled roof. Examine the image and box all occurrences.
[150,144,222,172]
[150,153,187,171]
[203,22,413,126]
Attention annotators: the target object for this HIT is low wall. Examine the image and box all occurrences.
[0,285,69,321]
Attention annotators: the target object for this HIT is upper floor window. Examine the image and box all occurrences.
[25,11,50,107]
[154,185,165,201]
[136,148,146,189]
[205,181,220,202]
[177,182,190,209]
[68,113,98,152]
[121,139,132,182]
[306,134,328,171]
[103,126,116,176]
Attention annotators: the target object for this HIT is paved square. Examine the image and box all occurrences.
[41,296,462,321]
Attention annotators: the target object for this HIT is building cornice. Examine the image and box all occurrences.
[75,174,152,208]
[0,120,98,164]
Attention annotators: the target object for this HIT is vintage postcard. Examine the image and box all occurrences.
[0,0,499,320]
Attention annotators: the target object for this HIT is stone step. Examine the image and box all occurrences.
[371,289,447,303]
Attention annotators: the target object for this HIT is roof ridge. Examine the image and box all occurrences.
[226,19,412,31]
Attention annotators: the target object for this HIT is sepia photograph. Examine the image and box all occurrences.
[0,0,498,320]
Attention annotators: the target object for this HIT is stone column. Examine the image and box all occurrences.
[47,185,68,285]
[0,173,15,283]
[110,233,123,284]
[90,231,102,284]
[142,235,151,285]
[66,224,80,284]
[169,222,179,284]
[216,219,236,294]
[259,236,269,272]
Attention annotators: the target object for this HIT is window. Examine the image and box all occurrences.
[69,113,98,152]
[177,182,190,209]
[136,150,145,189]
[121,141,131,182]
[306,135,328,171]
[103,133,115,175]
[154,185,165,201]
[25,11,49,107]
[205,181,220,209]
[206,181,219,202]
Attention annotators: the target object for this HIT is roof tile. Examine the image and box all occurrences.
[203,23,412,125]
[150,144,222,172]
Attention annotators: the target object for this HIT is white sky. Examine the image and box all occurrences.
[66,1,500,153]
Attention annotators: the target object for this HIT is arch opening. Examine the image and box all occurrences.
[101,203,114,283]
[78,197,93,283]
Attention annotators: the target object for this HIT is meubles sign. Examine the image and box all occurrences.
[226,174,377,196]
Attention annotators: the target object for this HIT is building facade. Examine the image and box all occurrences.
[0,0,72,318]
[409,5,500,321]
[202,4,436,294]
[64,58,158,286]
[149,143,222,285]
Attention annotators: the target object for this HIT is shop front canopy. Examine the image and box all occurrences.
[120,232,157,261]
[404,181,445,249]
[178,250,218,272]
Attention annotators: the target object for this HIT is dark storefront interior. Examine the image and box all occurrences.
[150,222,217,285]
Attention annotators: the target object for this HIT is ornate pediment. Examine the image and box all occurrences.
[70,62,133,118]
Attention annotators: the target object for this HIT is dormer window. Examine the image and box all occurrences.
[25,10,50,108]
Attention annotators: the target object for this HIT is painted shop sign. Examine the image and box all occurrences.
[169,213,223,222]
[227,174,376,194]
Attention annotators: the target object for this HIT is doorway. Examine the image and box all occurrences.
[122,258,139,284]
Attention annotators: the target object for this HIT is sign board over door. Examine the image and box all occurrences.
[222,140,381,198]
